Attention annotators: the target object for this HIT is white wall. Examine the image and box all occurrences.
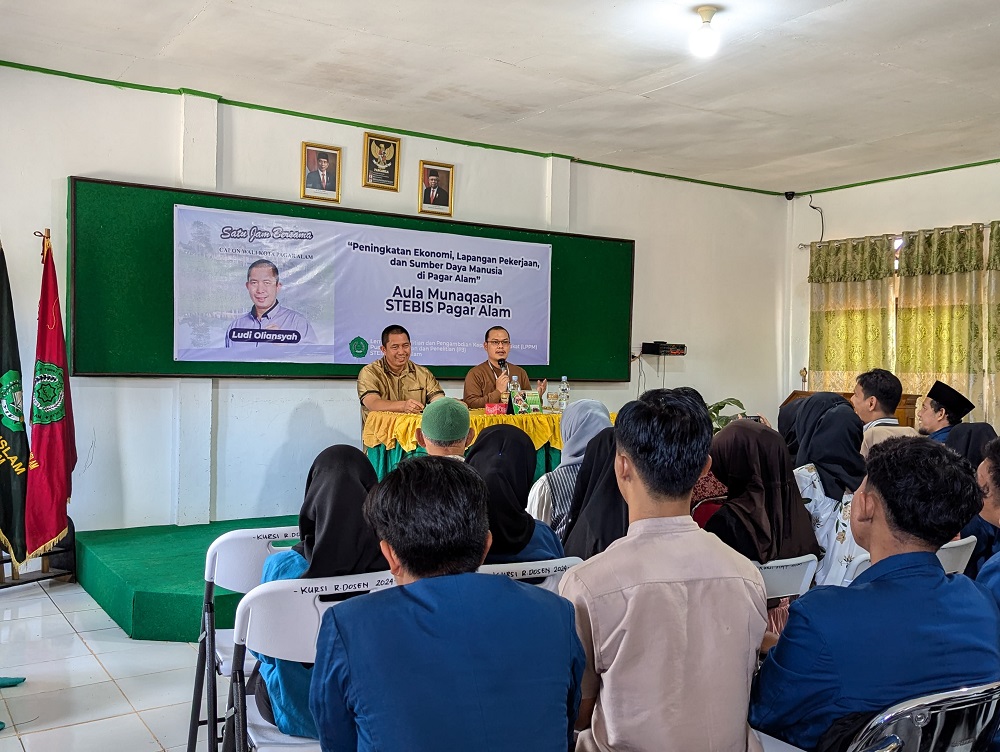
[785,163,1000,394]
[1,65,788,532]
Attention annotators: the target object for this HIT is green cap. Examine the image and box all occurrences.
[420,398,471,442]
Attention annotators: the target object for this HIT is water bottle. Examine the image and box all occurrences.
[511,375,521,399]
[557,376,570,412]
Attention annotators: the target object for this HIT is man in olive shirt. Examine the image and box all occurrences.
[462,326,547,409]
[357,325,445,425]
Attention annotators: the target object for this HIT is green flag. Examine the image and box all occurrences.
[0,242,29,566]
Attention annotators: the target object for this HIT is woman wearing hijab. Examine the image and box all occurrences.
[253,445,387,740]
[705,420,821,565]
[465,425,564,564]
[561,426,629,559]
[793,392,866,586]
[527,400,613,539]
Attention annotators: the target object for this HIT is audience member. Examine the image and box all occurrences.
[793,392,866,585]
[561,426,628,558]
[705,420,821,564]
[776,398,806,455]
[465,425,564,564]
[560,388,767,752]
[850,368,917,457]
[527,399,612,539]
[252,446,386,740]
[963,437,1000,578]
[750,436,1000,751]
[945,421,998,469]
[690,470,728,528]
[310,456,584,752]
[918,380,974,442]
[415,397,474,459]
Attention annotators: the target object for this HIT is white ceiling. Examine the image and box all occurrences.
[3,0,999,192]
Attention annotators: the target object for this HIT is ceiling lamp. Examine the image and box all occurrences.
[690,5,720,58]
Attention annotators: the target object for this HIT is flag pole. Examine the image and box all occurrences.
[34,229,51,263]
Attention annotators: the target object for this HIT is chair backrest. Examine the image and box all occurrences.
[842,552,873,587]
[937,536,977,575]
[232,571,394,663]
[477,557,583,592]
[847,680,1000,752]
[204,526,300,594]
[755,554,818,600]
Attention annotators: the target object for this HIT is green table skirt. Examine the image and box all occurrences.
[366,444,561,482]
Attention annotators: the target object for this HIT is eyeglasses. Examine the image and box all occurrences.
[487,339,511,347]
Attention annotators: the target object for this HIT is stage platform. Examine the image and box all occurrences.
[76,515,296,642]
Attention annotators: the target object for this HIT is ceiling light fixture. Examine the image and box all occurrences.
[690,6,720,58]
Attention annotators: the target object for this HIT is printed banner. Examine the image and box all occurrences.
[174,206,551,365]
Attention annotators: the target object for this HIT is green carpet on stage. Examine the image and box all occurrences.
[76,515,297,642]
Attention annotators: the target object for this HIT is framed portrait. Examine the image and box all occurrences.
[301,143,342,203]
[363,132,401,191]
[418,161,454,217]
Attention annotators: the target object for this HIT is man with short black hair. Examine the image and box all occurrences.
[309,456,584,752]
[462,325,547,409]
[751,436,1000,751]
[559,387,767,752]
[918,380,974,442]
[356,324,444,424]
[416,397,474,459]
[226,259,317,348]
[851,368,917,457]
[305,152,336,192]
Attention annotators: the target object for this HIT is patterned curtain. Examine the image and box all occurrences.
[808,235,896,392]
[985,222,1000,424]
[896,224,985,419]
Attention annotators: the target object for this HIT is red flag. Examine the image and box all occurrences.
[25,234,76,559]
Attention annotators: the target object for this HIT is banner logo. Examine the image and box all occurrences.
[0,370,25,433]
[349,336,368,358]
[31,361,66,425]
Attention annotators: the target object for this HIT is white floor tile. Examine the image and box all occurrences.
[46,591,100,614]
[0,585,46,602]
[140,700,211,749]
[62,609,117,633]
[7,681,132,734]
[0,737,23,752]
[0,598,61,621]
[19,713,160,752]
[37,579,76,592]
[0,615,74,644]
[97,642,197,680]
[0,655,111,699]
[0,633,90,669]
[116,666,199,712]
[0,700,15,738]
[79,626,146,655]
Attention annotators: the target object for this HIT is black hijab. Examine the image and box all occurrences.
[777,398,806,455]
[794,393,865,498]
[291,445,387,579]
[562,426,628,560]
[946,422,999,469]
[465,425,537,555]
[707,421,821,564]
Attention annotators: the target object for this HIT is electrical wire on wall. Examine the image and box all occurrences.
[797,194,825,249]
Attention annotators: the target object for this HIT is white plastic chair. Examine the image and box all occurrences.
[477,556,583,593]
[187,526,300,752]
[842,552,873,587]
[937,535,977,575]
[755,731,806,751]
[755,554,818,600]
[229,571,395,752]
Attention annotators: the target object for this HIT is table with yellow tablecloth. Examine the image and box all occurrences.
[362,410,569,481]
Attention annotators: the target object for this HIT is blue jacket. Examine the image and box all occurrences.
[310,572,584,752]
[750,551,1000,750]
[485,520,565,565]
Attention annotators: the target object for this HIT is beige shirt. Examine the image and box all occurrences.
[559,516,767,752]
[462,360,532,409]
[860,423,918,457]
[357,357,444,424]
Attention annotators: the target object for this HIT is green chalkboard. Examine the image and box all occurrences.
[68,177,634,380]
